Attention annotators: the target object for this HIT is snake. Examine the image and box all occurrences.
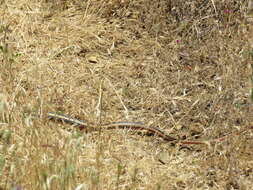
[47,112,177,142]
[47,112,252,145]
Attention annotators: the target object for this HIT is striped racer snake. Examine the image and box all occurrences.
[47,112,252,145]
[47,112,177,142]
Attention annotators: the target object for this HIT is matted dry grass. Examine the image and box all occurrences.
[0,0,253,189]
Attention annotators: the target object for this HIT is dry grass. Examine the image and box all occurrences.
[0,0,253,189]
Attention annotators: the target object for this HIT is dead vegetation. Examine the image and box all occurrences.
[0,0,253,189]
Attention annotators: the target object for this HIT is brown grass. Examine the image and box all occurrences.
[0,0,253,189]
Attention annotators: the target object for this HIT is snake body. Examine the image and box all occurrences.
[48,112,252,145]
[47,112,177,142]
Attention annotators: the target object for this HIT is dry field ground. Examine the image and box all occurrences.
[0,0,253,189]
